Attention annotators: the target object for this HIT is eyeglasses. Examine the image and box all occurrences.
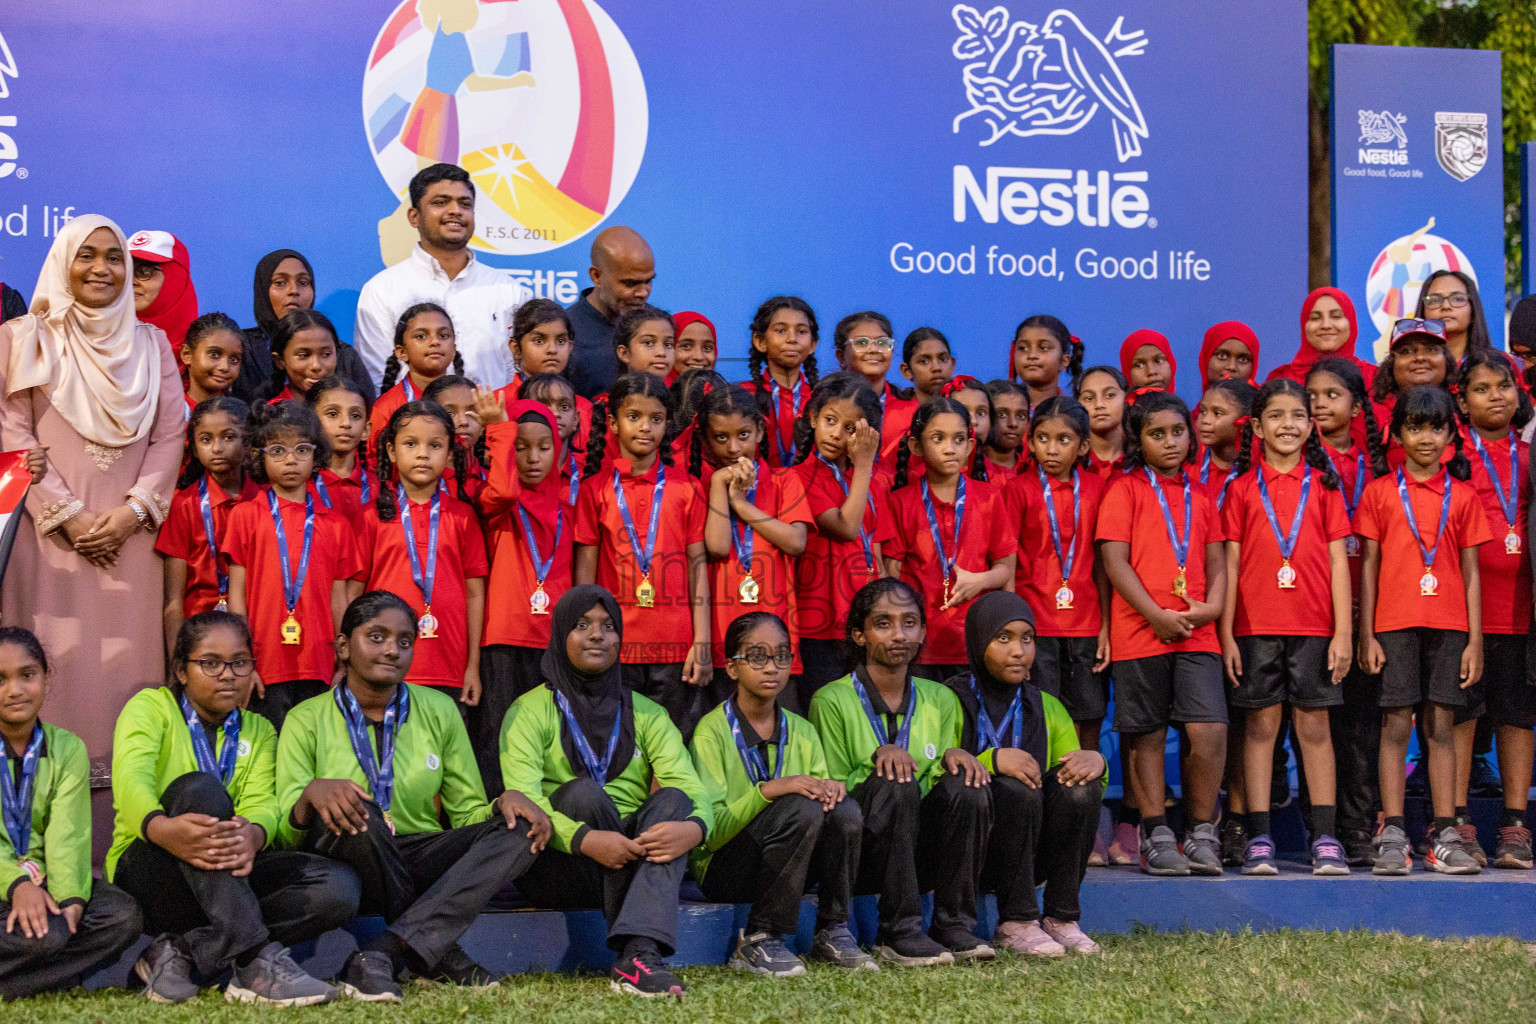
[730,646,794,669]
[190,656,255,678]
[263,443,317,460]
[1422,293,1470,310]
[848,336,894,351]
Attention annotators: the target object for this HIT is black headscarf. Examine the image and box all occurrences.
[252,249,314,338]
[945,591,1047,766]
[542,584,635,782]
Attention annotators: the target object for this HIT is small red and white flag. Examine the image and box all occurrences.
[0,451,32,589]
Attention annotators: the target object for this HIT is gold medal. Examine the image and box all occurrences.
[1345,535,1361,558]
[216,599,228,612]
[1276,559,1297,590]
[1420,568,1439,596]
[417,608,439,639]
[738,574,760,604]
[530,583,550,616]
[1055,580,1075,610]
[1172,569,1187,597]
[1507,528,1522,555]
[635,574,656,608]
[280,614,302,645]
[382,808,396,835]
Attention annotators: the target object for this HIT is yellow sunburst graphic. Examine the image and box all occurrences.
[462,143,603,241]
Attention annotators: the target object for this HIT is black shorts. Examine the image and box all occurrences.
[1229,635,1342,710]
[1033,635,1109,721]
[1111,651,1227,734]
[1456,633,1536,728]
[1376,628,1470,709]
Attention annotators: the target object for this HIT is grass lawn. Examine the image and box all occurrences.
[12,928,1535,1024]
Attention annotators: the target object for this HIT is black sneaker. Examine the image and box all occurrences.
[432,943,499,988]
[874,932,953,967]
[225,942,337,1006]
[610,948,685,998]
[933,930,995,962]
[136,935,199,1005]
[1219,817,1248,867]
[1469,753,1502,798]
[1340,829,1376,868]
[338,950,403,1003]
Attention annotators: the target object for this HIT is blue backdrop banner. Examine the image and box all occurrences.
[1330,43,1505,358]
[1,1,1305,395]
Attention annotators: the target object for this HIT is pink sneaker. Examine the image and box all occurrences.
[992,920,1066,957]
[1107,821,1138,865]
[1088,829,1108,866]
[1041,918,1101,955]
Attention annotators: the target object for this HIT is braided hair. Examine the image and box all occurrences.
[1231,378,1340,491]
[1391,385,1472,482]
[373,400,470,519]
[178,396,250,489]
[1459,349,1534,432]
[258,309,339,403]
[584,372,674,479]
[1122,390,1196,473]
[689,383,768,478]
[940,375,992,480]
[793,371,883,467]
[748,296,821,390]
[243,397,331,484]
[893,395,982,489]
[1029,395,1093,469]
[670,368,729,438]
[1307,357,1388,477]
[1013,314,1084,395]
[381,302,463,393]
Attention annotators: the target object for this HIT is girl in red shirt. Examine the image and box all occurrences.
[1199,321,1260,390]
[881,397,1015,682]
[1455,351,1536,866]
[1119,329,1176,392]
[359,401,487,715]
[897,327,955,409]
[833,311,915,466]
[983,380,1030,476]
[424,374,488,503]
[224,400,359,731]
[574,372,710,733]
[505,300,593,449]
[1356,385,1490,875]
[1096,390,1228,876]
[1008,314,1084,411]
[1218,379,1354,876]
[156,396,256,655]
[693,385,813,697]
[514,372,587,501]
[179,312,244,410]
[744,296,821,468]
[1194,377,1256,509]
[257,309,340,405]
[1075,366,1129,480]
[369,302,465,445]
[672,310,718,378]
[940,376,997,479]
[306,375,374,523]
[790,373,888,711]
[614,304,677,381]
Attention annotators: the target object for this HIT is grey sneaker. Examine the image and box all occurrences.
[729,930,806,977]
[1427,825,1482,875]
[136,935,199,1005]
[226,942,337,1006]
[1140,824,1190,876]
[338,949,403,1003]
[809,924,878,971]
[1373,824,1412,876]
[1183,822,1223,876]
[874,932,954,967]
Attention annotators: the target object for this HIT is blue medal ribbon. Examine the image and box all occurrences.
[314,476,332,509]
[920,476,966,582]
[181,692,240,786]
[566,449,580,509]
[335,683,409,812]
[197,477,229,604]
[1343,452,1366,519]
[401,376,416,402]
[552,689,622,782]
[1394,468,1453,570]
[850,670,915,751]
[729,479,758,577]
[1471,432,1520,531]
[966,675,1022,751]
[0,724,44,861]
[766,374,804,464]
[266,489,315,614]
[516,504,562,585]
[1037,465,1080,584]
[397,486,441,610]
[612,464,666,578]
[1256,465,1311,562]
[1143,466,1192,569]
[816,454,875,572]
[723,699,787,785]
[1200,448,1238,509]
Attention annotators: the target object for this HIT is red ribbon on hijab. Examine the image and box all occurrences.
[1199,321,1261,391]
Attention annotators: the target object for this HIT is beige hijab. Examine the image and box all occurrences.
[6,214,163,447]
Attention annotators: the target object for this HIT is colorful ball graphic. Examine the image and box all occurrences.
[1364,229,1476,359]
[363,0,647,256]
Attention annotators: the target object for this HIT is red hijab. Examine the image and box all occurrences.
[505,398,566,549]
[672,310,715,340]
[1199,321,1260,391]
[133,233,198,349]
[1267,287,1375,387]
[1119,329,1177,390]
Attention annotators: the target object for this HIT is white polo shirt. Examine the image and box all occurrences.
[353,243,530,390]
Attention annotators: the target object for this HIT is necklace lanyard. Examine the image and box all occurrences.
[1394,467,1453,594]
[402,376,416,402]
[1471,432,1521,541]
[335,684,409,825]
[723,699,787,784]
[766,374,803,464]
[1200,448,1237,509]
[316,469,370,510]
[197,477,229,608]
[1343,452,1366,518]
[0,724,44,862]
[397,486,441,609]
[817,454,876,572]
[552,689,623,782]
[920,476,966,585]
[966,675,1021,750]
[267,489,315,615]
[181,692,240,786]
[1144,466,1192,572]
[566,449,580,508]
[1256,466,1311,589]
[850,670,915,750]
[729,479,758,578]
[1037,465,1080,584]
[517,504,562,585]
[612,464,665,581]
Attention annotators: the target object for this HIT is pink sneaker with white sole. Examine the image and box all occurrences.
[992,921,1065,957]
[1106,821,1138,865]
[1041,918,1100,955]
[1088,830,1108,866]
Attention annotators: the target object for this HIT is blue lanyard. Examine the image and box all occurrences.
[181,692,240,786]
[920,476,966,580]
[0,724,43,860]
[723,699,787,785]
[397,486,441,609]
[1471,432,1520,530]
[1144,466,1192,568]
[767,374,803,464]
[729,478,758,576]
[1256,466,1311,561]
[197,477,228,601]
[1037,465,1080,583]
[517,504,562,584]
[1344,452,1366,519]
[315,476,332,509]
[319,470,371,509]
[612,464,665,576]
[966,675,1022,751]
[850,670,915,750]
[1394,468,1453,570]
[566,449,580,508]
[267,489,315,613]
[401,377,416,402]
[1200,448,1237,509]
[335,683,409,812]
[552,689,623,781]
[817,454,875,571]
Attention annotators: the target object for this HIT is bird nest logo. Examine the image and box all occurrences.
[950,6,1148,162]
[363,0,647,261]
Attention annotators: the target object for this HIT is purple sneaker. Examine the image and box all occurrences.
[1311,835,1349,876]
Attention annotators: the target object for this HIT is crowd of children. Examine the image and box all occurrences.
[5,268,1536,1004]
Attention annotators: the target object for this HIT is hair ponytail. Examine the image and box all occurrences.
[584,396,609,479]
[380,353,402,393]
[1446,428,1472,482]
[1302,429,1341,491]
[1231,415,1257,479]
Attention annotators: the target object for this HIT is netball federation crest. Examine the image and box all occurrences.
[1434,111,1487,182]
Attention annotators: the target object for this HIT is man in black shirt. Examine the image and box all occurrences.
[566,226,655,398]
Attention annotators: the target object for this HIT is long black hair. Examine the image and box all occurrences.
[1390,385,1472,482]
[1459,349,1534,432]
[512,297,575,361]
[893,395,983,489]
[1306,357,1388,477]
[0,626,48,674]
[179,395,250,489]
[901,326,951,369]
[670,368,729,444]
[1014,314,1084,395]
[1029,395,1092,469]
[748,296,821,387]
[1203,377,1259,417]
[381,302,464,393]
[373,400,470,518]
[1414,269,1494,359]
[689,383,768,478]
[258,308,339,403]
[1231,378,1340,490]
[1122,390,1197,473]
[792,371,883,467]
[584,372,675,478]
[244,398,331,484]
[940,376,993,481]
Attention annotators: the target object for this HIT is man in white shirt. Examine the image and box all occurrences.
[353,163,529,390]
